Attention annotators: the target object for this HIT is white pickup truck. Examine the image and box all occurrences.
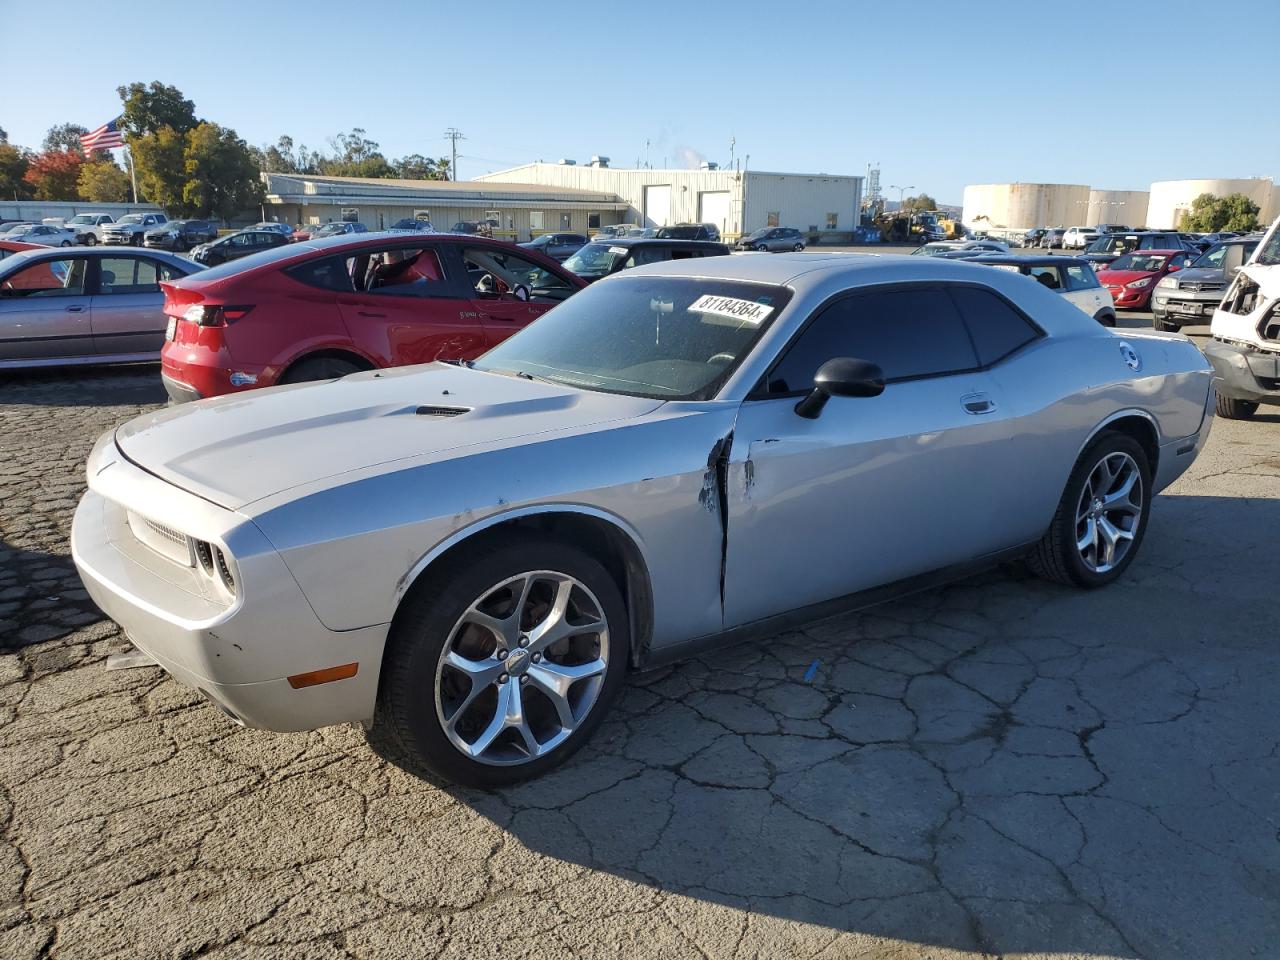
[64,213,116,245]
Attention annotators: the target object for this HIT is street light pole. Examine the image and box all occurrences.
[889,184,914,210]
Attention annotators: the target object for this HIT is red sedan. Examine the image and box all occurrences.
[1095,250,1191,310]
[0,239,40,263]
[159,232,586,402]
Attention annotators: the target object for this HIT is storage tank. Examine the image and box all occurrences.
[1085,190,1150,229]
[962,183,1090,234]
[1146,178,1276,230]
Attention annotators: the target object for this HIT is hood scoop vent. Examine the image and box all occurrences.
[414,405,470,418]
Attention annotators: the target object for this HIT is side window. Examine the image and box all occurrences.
[1027,266,1062,291]
[765,287,979,393]
[228,233,252,247]
[1064,263,1098,290]
[462,247,575,302]
[361,246,448,298]
[1,258,88,296]
[98,257,161,295]
[950,286,1040,366]
[626,248,669,268]
[286,255,357,293]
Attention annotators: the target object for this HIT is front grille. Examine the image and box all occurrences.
[1182,281,1224,293]
[126,511,194,566]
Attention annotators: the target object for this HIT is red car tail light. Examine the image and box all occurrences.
[183,304,255,326]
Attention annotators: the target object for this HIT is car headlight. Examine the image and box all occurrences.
[1156,276,1178,289]
[1126,277,1153,289]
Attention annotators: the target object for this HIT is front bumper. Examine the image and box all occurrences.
[1151,289,1221,323]
[101,233,140,245]
[1104,283,1152,309]
[1203,338,1280,405]
[71,444,387,730]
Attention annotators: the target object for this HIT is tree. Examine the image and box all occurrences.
[902,193,938,213]
[77,160,131,202]
[181,123,263,221]
[129,125,188,210]
[0,141,31,200]
[117,81,198,137]
[43,123,89,156]
[395,154,451,181]
[1179,192,1261,233]
[23,150,84,200]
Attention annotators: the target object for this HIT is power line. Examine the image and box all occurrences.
[443,127,465,181]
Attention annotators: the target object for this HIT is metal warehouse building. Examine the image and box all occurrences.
[475,162,864,241]
[261,173,631,241]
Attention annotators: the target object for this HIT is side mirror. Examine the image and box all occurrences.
[795,357,885,419]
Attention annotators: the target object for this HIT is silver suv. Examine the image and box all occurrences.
[1151,235,1262,331]
[736,226,805,252]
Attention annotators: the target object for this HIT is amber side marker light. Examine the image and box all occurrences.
[287,663,359,689]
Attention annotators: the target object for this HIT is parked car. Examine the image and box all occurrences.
[143,219,218,252]
[1040,228,1067,248]
[0,247,199,368]
[1095,250,1192,310]
[1080,232,1191,270]
[158,231,586,402]
[1020,228,1047,248]
[72,252,1214,785]
[913,240,1010,257]
[967,254,1116,325]
[65,213,115,245]
[1062,226,1098,249]
[1151,235,1262,331]
[450,221,495,237]
[737,227,806,252]
[519,232,589,261]
[389,218,435,233]
[189,229,291,266]
[622,227,658,239]
[1179,233,1212,254]
[656,223,721,242]
[310,222,369,240]
[592,225,629,241]
[1,223,77,247]
[0,240,40,262]
[249,222,295,237]
[102,213,169,246]
[562,237,730,282]
[1204,216,1280,419]
[1096,224,1130,235]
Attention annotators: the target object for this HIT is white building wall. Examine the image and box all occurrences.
[0,199,164,222]
[741,172,862,234]
[1085,190,1150,229]
[1146,178,1277,230]
[962,183,1091,233]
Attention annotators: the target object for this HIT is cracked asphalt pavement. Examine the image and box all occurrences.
[2,321,1279,959]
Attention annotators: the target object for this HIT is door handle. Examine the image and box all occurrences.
[961,392,996,415]
[357,310,387,318]
[65,305,85,313]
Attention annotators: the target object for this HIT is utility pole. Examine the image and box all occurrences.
[443,127,465,181]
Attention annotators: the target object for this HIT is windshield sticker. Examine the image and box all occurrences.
[689,294,774,325]
[609,246,629,255]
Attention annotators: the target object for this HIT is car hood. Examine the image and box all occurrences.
[113,364,665,510]
[1172,266,1224,284]
[1096,269,1156,284]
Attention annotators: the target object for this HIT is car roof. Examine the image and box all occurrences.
[0,245,196,271]
[586,237,726,250]
[967,254,1086,267]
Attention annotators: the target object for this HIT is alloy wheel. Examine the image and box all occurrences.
[434,571,610,766]
[1074,452,1143,573]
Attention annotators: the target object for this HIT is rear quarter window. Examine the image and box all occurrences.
[949,286,1041,366]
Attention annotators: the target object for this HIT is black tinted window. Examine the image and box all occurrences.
[286,256,356,292]
[949,286,1039,366]
[766,286,979,393]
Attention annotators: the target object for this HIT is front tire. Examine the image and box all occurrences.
[1215,394,1258,420]
[376,536,628,786]
[84,235,96,246]
[793,243,804,252]
[1029,432,1151,588]
[1152,315,1178,332]
[60,240,71,247]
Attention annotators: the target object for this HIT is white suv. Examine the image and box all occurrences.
[1063,226,1099,249]
[1204,215,1280,419]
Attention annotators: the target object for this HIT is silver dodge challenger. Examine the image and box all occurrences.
[72,253,1214,785]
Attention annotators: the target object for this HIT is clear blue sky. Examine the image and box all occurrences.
[3,0,1276,203]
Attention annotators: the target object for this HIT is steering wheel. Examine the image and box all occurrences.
[707,352,736,365]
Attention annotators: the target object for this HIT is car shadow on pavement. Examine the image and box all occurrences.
[0,541,106,652]
[0,364,167,407]
[370,493,1280,958]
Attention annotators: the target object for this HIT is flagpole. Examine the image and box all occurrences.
[124,144,138,204]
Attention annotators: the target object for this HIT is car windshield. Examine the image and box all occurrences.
[1192,244,1228,269]
[1085,236,1134,254]
[117,215,144,225]
[313,224,346,236]
[1108,254,1166,272]
[1258,228,1280,266]
[746,228,771,239]
[562,242,628,277]
[68,216,95,225]
[473,277,791,401]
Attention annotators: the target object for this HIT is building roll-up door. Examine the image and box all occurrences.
[643,185,672,228]
[698,191,732,235]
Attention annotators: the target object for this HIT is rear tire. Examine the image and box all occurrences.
[84,235,96,246]
[1028,432,1151,588]
[1215,394,1258,420]
[279,356,365,384]
[793,243,804,252]
[60,240,71,247]
[1096,312,1116,328]
[375,535,628,787]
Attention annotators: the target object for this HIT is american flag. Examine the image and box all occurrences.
[80,118,125,152]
